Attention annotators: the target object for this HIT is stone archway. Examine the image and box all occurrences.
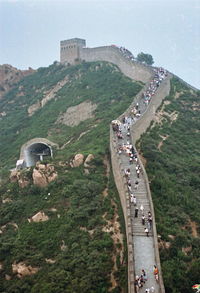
[19,138,58,168]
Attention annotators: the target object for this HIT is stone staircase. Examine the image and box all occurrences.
[110,71,171,293]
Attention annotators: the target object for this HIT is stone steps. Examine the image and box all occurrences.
[132,232,153,237]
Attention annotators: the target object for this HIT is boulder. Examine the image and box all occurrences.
[168,234,175,240]
[33,164,57,187]
[36,163,46,170]
[10,170,19,183]
[12,262,39,278]
[10,169,30,188]
[18,178,29,188]
[32,168,48,187]
[2,198,12,204]
[30,211,49,222]
[45,258,56,264]
[60,240,67,251]
[84,154,94,167]
[71,154,84,167]
[5,274,11,280]
[84,168,90,175]
[48,172,58,183]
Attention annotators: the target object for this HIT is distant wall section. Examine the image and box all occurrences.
[60,38,154,83]
[131,74,172,143]
[80,46,154,83]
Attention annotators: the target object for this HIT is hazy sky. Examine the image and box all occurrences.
[0,0,200,89]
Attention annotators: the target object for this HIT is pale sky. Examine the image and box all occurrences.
[0,0,200,89]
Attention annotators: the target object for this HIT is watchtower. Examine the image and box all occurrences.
[60,38,86,64]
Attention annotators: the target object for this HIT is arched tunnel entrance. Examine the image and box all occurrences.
[18,138,58,168]
[24,143,52,167]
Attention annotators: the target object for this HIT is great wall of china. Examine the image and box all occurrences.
[60,38,172,292]
[15,38,172,292]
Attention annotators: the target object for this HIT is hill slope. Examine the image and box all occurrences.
[0,61,142,293]
[0,60,199,293]
[0,64,34,100]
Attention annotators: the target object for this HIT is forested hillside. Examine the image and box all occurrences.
[139,77,200,293]
[0,62,142,292]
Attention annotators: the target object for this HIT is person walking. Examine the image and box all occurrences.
[135,207,139,218]
[145,227,149,237]
[140,204,144,214]
[153,265,159,282]
[148,216,153,229]
[142,215,145,225]
[142,269,148,282]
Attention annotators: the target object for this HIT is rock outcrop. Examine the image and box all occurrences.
[27,76,69,116]
[2,198,12,204]
[12,262,39,278]
[70,153,95,168]
[32,163,57,187]
[84,154,94,167]
[45,258,56,264]
[70,154,84,167]
[29,211,49,222]
[56,100,97,126]
[0,64,35,99]
[10,170,30,188]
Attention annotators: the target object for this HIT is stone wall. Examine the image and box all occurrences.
[109,74,171,292]
[110,128,135,293]
[60,39,172,291]
[131,74,172,143]
[80,46,154,83]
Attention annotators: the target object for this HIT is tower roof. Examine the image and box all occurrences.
[60,38,86,46]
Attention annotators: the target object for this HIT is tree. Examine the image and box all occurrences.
[136,52,154,65]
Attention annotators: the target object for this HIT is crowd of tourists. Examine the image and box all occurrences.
[134,266,159,291]
[111,44,135,61]
[118,46,135,61]
[143,67,168,105]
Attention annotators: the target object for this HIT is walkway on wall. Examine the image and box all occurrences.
[119,118,159,292]
[111,70,170,292]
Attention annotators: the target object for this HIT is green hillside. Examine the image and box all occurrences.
[139,77,200,293]
[0,61,142,170]
[0,62,142,292]
[0,60,199,293]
